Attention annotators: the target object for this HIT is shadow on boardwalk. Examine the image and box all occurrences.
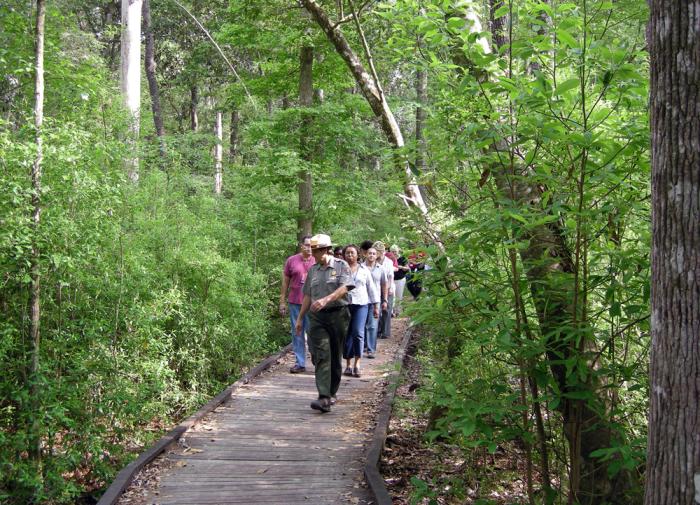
[114,319,409,505]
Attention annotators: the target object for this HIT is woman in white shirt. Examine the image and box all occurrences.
[342,244,379,377]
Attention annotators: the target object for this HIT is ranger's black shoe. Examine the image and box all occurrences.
[310,397,331,413]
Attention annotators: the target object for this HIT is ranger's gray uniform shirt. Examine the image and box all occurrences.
[303,257,355,309]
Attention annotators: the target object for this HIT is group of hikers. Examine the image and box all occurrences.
[279,234,426,413]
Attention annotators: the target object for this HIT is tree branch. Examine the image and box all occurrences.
[331,0,374,29]
[170,0,257,110]
[347,0,383,100]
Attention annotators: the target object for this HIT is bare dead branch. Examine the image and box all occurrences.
[171,0,257,111]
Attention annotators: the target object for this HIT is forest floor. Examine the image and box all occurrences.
[381,329,532,505]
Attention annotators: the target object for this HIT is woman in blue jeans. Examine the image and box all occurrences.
[362,247,387,360]
[342,245,378,377]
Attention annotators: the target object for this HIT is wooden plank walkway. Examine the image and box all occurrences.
[117,320,407,505]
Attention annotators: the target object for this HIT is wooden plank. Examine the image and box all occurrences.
[97,344,291,505]
[111,323,410,505]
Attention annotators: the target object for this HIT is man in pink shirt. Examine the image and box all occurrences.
[280,235,316,373]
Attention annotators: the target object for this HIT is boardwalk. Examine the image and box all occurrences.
[116,320,407,505]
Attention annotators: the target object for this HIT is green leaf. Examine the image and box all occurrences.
[563,390,594,400]
[553,78,580,96]
[494,5,509,18]
[447,17,464,31]
[461,420,476,437]
[557,29,579,49]
[506,211,528,224]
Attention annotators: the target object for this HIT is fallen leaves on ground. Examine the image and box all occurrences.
[380,333,532,505]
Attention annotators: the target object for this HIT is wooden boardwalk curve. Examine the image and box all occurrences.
[114,319,408,505]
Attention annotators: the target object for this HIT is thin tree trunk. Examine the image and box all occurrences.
[190,85,199,131]
[29,0,46,465]
[214,111,223,194]
[415,67,427,174]
[142,0,166,157]
[299,0,444,251]
[467,1,620,500]
[298,45,314,240]
[508,245,553,501]
[120,0,142,182]
[644,1,700,504]
[229,109,240,161]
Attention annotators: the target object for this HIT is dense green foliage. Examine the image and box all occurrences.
[0,2,401,502]
[380,0,650,502]
[1,0,653,503]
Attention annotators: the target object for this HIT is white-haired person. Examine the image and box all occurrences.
[372,241,395,339]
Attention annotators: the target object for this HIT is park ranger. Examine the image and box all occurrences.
[295,234,355,413]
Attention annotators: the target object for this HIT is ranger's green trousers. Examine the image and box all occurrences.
[308,307,350,399]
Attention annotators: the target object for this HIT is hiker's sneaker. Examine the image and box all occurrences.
[289,365,306,374]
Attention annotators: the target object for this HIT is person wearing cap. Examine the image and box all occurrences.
[280,235,315,373]
[295,234,355,413]
[373,241,395,339]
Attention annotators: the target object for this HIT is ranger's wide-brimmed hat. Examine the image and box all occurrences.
[310,234,333,250]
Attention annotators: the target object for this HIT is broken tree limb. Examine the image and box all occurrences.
[299,0,445,252]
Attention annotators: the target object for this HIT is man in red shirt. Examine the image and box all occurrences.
[280,235,316,373]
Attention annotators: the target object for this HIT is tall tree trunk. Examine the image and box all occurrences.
[142,0,166,158]
[645,2,700,504]
[229,109,240,161]
[120,0,142,182]
[190,85,199,132]
[29,0,46,465]
[297,45,314,240]
[299,0,444,251]
[214,111,223,195]
[415,65,429,202]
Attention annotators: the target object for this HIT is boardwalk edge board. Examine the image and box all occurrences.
[96,344,292,505]
[364,325,414,505]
